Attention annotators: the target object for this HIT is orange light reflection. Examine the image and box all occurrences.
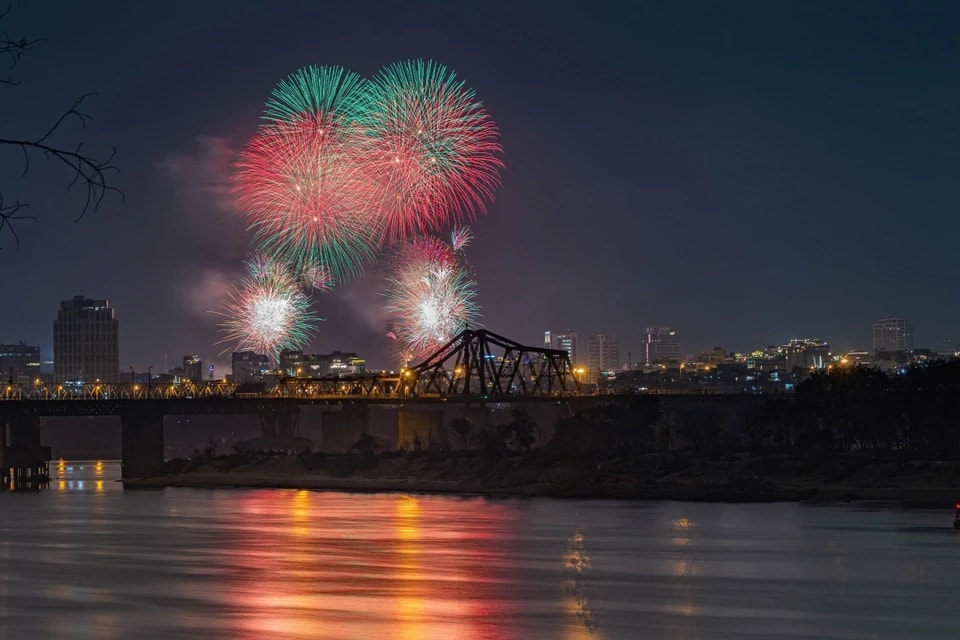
[222,491,517,640]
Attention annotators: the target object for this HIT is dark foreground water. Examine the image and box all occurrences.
[1,462,959,639]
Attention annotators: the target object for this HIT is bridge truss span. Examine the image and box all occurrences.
[0,380,238,401]
[407,329,581,399]
[274,374,404,399]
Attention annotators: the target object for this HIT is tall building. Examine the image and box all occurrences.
[587,334,620,378]
[53,295,119,383]
[0,342,41,383]
[279,349,304,377]
[278,350,366,377]
[873,316,913,354]
[183,354,203,382]
[544,330,579,364]
[645,326,682,365]
[231,351,270,382]
[783,339,830,371]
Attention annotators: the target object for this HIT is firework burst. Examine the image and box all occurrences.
[217,256,318,362]
[264,65,370,125]
[232,114,376,284]
[297,263,335,293]
[449,226,473,252]
[357,59,503,245]
[385,236,480,364]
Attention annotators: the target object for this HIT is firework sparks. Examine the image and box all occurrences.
[227,60,502,362]
[357,59,504,245]
[264,65,370,125]
[449,226,473,252]
[233,114,376,284]
[385,236,479,364]
[298,263,335,293]
[216,256,318,362]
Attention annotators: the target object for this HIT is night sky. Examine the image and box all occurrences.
[1,1,958,372]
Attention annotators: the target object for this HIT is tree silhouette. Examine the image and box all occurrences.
[0,7,122,248]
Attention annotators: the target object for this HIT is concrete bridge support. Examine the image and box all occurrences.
[121,411,165,478]
[320,406,371,453]
[398,407,445,450]
[0,409,51,489]
[258,408,301,438]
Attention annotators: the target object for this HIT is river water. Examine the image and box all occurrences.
[1,461,959,639]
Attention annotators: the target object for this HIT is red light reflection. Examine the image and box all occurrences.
[222,490,519,639]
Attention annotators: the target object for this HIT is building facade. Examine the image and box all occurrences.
[0,342,41,384]
[783,339,830,371]
[873,316,913,354]
[586,334,620,380]
[644,326,682,365]
[231,351,270,383]
[278,350,367,377]
[53,296,119,383]
[183,354,203,382]
[544,330,579,365]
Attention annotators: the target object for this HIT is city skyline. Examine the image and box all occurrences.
[0,1,958,371]
[1,295,941,376]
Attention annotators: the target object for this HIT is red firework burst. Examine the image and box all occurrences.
[358,60,503,245]
[232,115,376,283]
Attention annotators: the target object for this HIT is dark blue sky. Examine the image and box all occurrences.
[1,0,957,371]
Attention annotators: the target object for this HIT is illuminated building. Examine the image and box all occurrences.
[183,354,202,382]
[698,347,729,364]
[645,326,682,365]
[53,295,119,383]
[587,334,619,379]
[279,349,304,376]
[231,351,270,382]
[746,339,830,373]
[873,316,913,354]
[783,339,830,371]
[0,342,41,384]
[279,350,366,377]
[544,330,578,364]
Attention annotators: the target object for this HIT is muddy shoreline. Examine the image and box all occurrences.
[122,452,960,508]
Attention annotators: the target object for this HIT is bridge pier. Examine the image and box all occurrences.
[320,406,371,453]
[258,408,300,438]
[0,409,51,489]
[398,406,445,450]
[121,411,165,478]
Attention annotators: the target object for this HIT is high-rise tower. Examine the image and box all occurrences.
[872,316,913,354]
[53,296,120,383]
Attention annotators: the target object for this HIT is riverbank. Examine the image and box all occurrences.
[123,451,960,507]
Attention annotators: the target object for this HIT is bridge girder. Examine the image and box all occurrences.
[407,329,581,399]
[0,380,239,401]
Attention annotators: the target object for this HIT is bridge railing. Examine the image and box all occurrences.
[0,381,240,401]
[0,370,593,402]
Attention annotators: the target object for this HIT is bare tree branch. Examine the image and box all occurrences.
[1,93,124,222]
[0,191,36,249]
[0,7,123,249]
[0,5,43,85]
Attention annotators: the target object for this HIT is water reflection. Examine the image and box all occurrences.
[667,515,698,622]
[564,528,600,638]
[220,490,519,640]
[3,467,960,639]
[395,495,424,640]
[54,459,107,492]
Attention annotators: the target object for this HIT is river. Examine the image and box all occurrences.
[1,460,958,639]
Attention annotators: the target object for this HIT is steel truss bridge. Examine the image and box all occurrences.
[0,329,582,403]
